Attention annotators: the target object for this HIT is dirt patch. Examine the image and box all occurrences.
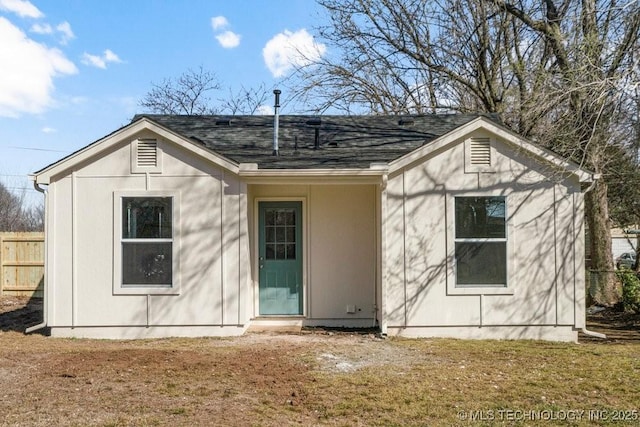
[1,296,639,425]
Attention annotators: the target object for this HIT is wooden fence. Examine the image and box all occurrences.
[0,232,44,298]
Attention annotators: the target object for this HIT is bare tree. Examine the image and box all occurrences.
[0,182,43,232]
[487,0,640,305]
[139,67,272,116]
[219,83,271,115]
[296,0,639,305]
[139,66,221,115]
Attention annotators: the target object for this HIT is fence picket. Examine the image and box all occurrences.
[0,232,44,297]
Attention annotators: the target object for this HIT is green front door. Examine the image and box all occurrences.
[258,201,303,315]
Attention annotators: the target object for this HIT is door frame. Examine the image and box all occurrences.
[253,197,307,318]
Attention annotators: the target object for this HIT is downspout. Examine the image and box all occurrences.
[580,173,607,339]
[25,179,48,334]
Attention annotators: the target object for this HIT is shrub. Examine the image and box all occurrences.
[617,270,640,313]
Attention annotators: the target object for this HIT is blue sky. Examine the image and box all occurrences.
[0,0,326,205]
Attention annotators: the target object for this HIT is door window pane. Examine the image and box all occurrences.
[266,244,276,260]
[286,244,296,260]
[265,226,275,243]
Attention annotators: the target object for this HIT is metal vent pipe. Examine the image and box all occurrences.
[273,89,281,156]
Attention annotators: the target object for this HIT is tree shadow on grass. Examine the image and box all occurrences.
[581,309,640,344]
[0,295,47,334]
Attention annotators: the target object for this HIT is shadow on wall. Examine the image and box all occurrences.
[138,173,242,326]
[385,152,582,339]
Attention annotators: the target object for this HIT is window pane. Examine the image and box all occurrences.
[455,197,505,238]
[275,226,285,243]
[286,226,295,243]
[275,211,286,225]
[123,197,172,239]
[455,242,506,285]
[285,210,295,226]
[266,244,276,260]
[122,242,172,285]
[286,244,296,260]
[265,226,275,243]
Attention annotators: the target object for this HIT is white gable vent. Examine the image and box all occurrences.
[137,139,158,167]
[469,137,491,165]
[136,139,158,168]
[464,135,494,173]
[131,138,162,174]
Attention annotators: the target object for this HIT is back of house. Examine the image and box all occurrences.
[30,114,594,341]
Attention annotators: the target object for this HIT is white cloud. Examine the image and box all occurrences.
[30,21,75,44]
[30,22,52,34]
[103,49,120,62]
[215,30,240,49]
[0,0,43,18]
[263,29,326,78]
[211,16,228,31]
[41,126,56,133]
[81,49,122,69]
[256,105,274,115]
[56,21,74,44]
[0,17,77,117]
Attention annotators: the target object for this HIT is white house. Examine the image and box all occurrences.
[30,113,595,341]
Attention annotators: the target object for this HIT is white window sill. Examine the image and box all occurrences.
[114,286,180,296]
[447,286,514,296]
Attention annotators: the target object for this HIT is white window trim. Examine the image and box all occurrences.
[113,190,181,295]
[446,192,514,296]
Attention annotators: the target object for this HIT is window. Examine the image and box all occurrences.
[264,208,297,260]
[454,197,506,287]
[114,192,180,294]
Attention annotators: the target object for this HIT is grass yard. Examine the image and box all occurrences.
[1,296,639,426]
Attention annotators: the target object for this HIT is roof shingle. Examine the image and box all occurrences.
[136,114,497,169]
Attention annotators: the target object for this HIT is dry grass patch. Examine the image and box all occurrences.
[306,339,640,426]
[1,333,639,426]
[1,297,639,426]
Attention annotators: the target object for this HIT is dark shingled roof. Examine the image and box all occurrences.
[135,114,499,169]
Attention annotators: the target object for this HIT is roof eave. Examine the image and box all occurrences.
[389,116,594,183]
[32,117,240,184]
[238,163,388,185]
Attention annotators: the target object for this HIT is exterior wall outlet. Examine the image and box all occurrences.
[346,305,356,314]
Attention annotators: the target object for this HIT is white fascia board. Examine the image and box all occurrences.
[389,117,594,183]
[239,168,387,185]
[33,118,240,184]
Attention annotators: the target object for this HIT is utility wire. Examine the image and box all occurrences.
[6,146,69,153]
